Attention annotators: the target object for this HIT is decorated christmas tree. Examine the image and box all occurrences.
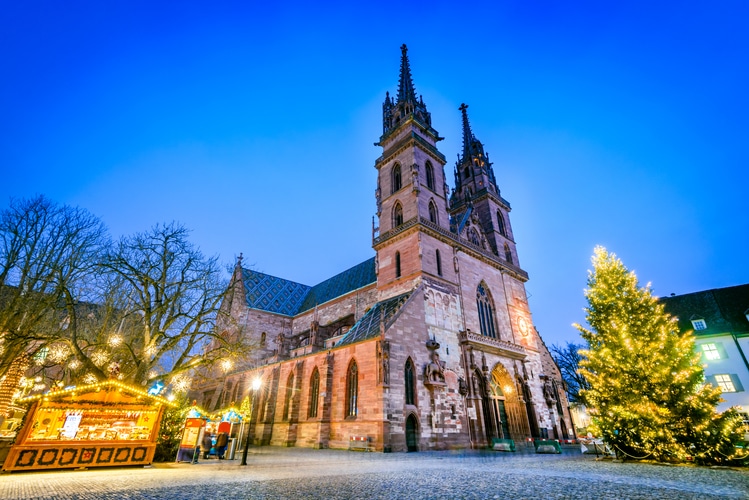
[575,246,743,463]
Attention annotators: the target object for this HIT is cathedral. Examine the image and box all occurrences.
[190,45,573,452]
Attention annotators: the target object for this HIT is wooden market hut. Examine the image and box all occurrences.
[2,380,174,472]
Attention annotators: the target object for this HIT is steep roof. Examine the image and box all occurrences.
[240,257,376,316]
[661,284,749,336]
[336,292,411,347]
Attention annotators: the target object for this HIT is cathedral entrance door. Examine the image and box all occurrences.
[406,414,418,452]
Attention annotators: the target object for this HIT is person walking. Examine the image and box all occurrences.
[216,431,229,460]
[202,432,213,459]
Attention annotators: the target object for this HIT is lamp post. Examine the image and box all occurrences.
[240,377,262,466]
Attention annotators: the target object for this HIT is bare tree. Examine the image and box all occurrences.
[91,222,252,390]
[1,197,254,399]
[549,341,590,405]
[0,196,107,382]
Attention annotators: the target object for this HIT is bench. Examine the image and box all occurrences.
[349,435,371,451]
[533,439,562,454]
[491,438,516,452]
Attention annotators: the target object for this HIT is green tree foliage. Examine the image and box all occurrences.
[153,394,192,462]
[575,246,744,463]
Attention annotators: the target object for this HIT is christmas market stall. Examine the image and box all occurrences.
[2,380,174,472]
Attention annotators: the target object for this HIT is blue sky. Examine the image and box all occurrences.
[2,1,748,347]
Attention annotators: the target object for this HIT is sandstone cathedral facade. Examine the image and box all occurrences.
[190,46,573,452]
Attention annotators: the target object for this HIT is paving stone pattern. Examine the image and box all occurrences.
[1,446,747,499]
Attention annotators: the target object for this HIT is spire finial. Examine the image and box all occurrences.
[397,44,417,104]
[460,103,473,159]
[237,252,243,267]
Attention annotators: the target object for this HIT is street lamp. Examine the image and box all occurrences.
[240,377,262,466]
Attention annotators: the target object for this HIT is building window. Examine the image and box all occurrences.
[496,211,506,237]
[393,202,403,227]
[395,251,401,278]
[425,162,435,190]
[428,200,437,224]
[308,368,319,418]
[714,374,737,393]
[469,228,480,246]
[701,343,721,361]
[691,318,707,330]
[464,167,470,179]
[405,358,416,405]
[476,283,498,339]
[504,243,513,264]
[436,249,442,277]
[392,164,402,193]
[260,332,266,346]
[283,372,295,421]
[346,360,358,417]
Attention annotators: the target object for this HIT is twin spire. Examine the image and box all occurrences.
[381,45,497,198]
[397,44,417,105]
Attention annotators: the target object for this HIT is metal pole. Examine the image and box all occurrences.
[240,389,255,466]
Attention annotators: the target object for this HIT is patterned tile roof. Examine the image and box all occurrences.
[240,257,376,316]
[298,258,377,314]
[336,292,411,346]
[661,284,749,336]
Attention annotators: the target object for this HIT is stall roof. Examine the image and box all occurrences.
[15,380,176,407]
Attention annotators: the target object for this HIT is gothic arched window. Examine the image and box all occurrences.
[395,251,402,278]
[436,249,442,277]
[477,283,498,339]
[308,368,319,419]
[428,200,437,224]
[496,211,506,237]
[469,228,480,246]
[405,358,416,405]
[392,164,402,193]
[346,360,358,417]
[504,244,513,264]
[393,202,403,227]
[283,372,295,421]
[425,162,435,190]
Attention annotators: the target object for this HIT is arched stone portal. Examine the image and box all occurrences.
[406,414,419,452]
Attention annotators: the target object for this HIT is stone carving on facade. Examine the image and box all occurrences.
[424,340,445,386]
[458,377,468,396]
[377,340,390,385]
[411,163,420,193]
[542,377,556,407]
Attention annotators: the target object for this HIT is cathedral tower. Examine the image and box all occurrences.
[449,104,520,266]
[373,45,453,295]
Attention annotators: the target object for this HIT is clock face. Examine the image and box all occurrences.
[518,317,529,336]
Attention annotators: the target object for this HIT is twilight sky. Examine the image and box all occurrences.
[2,1,748,347]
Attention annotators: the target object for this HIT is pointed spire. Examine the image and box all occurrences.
[397,44,417,104]
[459,103,474,160]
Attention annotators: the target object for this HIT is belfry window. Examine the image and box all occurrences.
[428,200,437,224]
[425,162,435,190]
[393,202,403,227]
[392,164,402,193]
[405,358,416,405]
[346,360,358,417]
[477,283,498,339]
[496,211,506,237]
[308,368,320,418]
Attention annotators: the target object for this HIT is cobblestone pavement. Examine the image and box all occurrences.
[2,445,748,499]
